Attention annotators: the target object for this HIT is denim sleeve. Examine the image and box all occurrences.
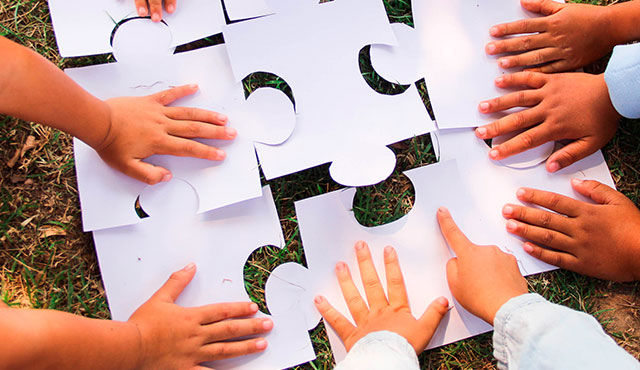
[493,293,640,370]
[333,331,420,370]
[604,43,640,119]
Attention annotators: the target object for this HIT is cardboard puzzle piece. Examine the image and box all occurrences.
[222,0,436,187]
[224,0,272,21]
[67,19,295,232]
[369,0,545,130]
[93,184,315,370]
[273,160,491,362]
[47,0,225,57]
[432,128,615,276]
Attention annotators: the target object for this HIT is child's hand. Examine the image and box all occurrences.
[486,0,615,72]
[475,72,619,173]
[97,84,236,185]
[314,241,449,354]
[135,0,176,22]
[128,263,272,369]
[502,180,640,282]
[437,208,528,325]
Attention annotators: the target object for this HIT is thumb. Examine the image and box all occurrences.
[521,0,564,15]
[445,258,460,295]
[545,139,596,173]
[571,179,620,205]
[153,84,199,106]
[415,296,449,352]
[125,160,172,185]
[153,263,197,303]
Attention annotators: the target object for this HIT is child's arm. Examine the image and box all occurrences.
[487,0,640,72]
[0,264,272,369]
[315,242,449,370]
[436,208,640,369]
[135,0,176,22]
[0,36,235,185]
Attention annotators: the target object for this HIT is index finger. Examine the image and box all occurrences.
[490,18,546,37]
[194,302,260,325]
[436,207,472,256]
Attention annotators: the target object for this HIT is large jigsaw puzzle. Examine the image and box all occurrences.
[67,19,295,232]
[222,0,436,186]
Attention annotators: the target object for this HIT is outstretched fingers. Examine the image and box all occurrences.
[383,246,409,308]
[314,295,356,341]
[354,241,388,310]
[335,261,369,324]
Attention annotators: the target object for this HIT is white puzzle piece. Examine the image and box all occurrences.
[68,19,295,231]
[369,0,555,129]
[47,0,225,57]
[290,160,491,362]
[222,0,436,187]
[224,0,273,21]
[93,184,316,370]
[432,128,615,276]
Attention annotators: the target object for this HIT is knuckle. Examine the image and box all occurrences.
[346,296,362,308]
[186,121,202,136]
[522,36,532,50]
[533,50,544,64]
[540,212,553,228]
[490,120,502,135]
[542,230,555,245]
[224,320,240,336]
[519,131,534,147]
[513,113,527,129]
[362,278,379,290]
[387,276,404,287]
[547,193,561,209]
[517,91,527,105]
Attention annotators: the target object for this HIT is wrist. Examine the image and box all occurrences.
[603,2,640,46]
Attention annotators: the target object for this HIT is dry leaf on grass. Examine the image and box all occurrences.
[7,135,38,168]
[39,225,67,238]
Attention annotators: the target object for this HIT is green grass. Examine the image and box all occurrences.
[0,0,638,369]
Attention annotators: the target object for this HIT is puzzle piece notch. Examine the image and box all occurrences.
[329,145,397,187]
[224,0,273,21]
[111,17,175,66]
[370,22,422,85]
[491,130,555,169]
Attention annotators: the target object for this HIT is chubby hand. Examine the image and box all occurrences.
[487,0,615,72]
[97,84,236,185]
[437,207,528,325]
[476,71,619,172]
[135,0,176,22]
[128,263,272,369]
[314,241,449,354]
[502,180,640,282]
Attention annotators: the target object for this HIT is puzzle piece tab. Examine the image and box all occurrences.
[222,0,436,187]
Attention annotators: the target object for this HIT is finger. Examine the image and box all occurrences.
[526,59,574,73]
[314,295,356,341]
[489,17,546,37]
[335,261,369,324]
[201,338,268,362]
[498,48,559,69]
[159,137,226,161]
[415,297,449,352]
[165,0,177,13]
[119,159,171,185]
[505,219,574,251]
[502,203,572,234]
[570,179,621,205]
[436,207,472,256]
[383,246,409,308]
[134,0,149,16]
[165,106,229,126]
[195,302,259,325]
[478,90,541,115]
[520,0,565,16]
[152,263,197,303]
[494,72,547,90]
[204,318,273,343]
[486,34,550,55]
[153,84,199,106]
[489,124,551,160]
[167,121,236,140]
[148,0,164,22]
[515,187,582,216]
[523,242,579,270]
[445,258,460,293]
[354,241,388,310]
[545,138,598,173]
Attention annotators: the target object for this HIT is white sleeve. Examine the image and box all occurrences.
[604,43,640,119]
[334,331,420,370]
[493,293,640,370]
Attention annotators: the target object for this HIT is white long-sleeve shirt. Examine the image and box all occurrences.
[605,43,640,119]
[335,294,640,370]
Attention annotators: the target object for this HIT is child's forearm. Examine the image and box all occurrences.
[0,308,141,370]
[0,36,110,149]
[604,1,640,47]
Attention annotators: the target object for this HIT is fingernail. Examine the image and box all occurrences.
[523,243,534,253]
[499,58,510,68]
[189,83,199,90]
[262,319,273,330]
[138,7,147,15]
[314,295,325,304]
[256,339,268,350]
[476,127,487,138]
[355,241,365,250]
[437,296,449,306]
[571,178,583,186]
[495,76,504,85]
[516,188,526,198]
[384,245,394,255]
[216,149,226,160]
[503,205,513,216]
[218,113,228,122]
[489,149,499,159]
[486,43,496,54]
[506,220,518,231]
[490,26,499,36]
[548,161,560,173]
[183,262,196,271]
[479,102,490,112]
[226,127,237,137]
[151,13,161,22]
[437,206,448,214]
[336,262,347,272]
[250,303,259,312]
[167,4,175,13]
[161,173,172,182]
